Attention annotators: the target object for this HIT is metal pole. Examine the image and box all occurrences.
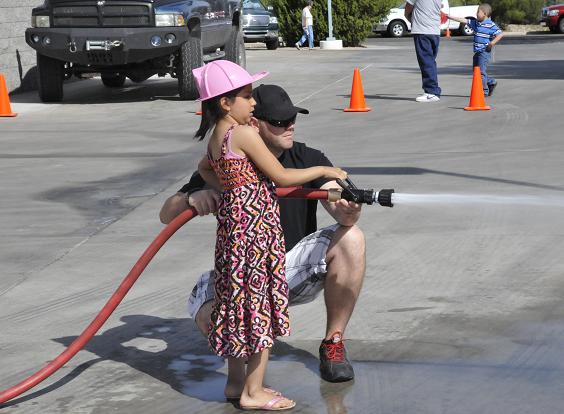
[327,0,335,40]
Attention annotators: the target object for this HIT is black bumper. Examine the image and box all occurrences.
[242,24,278,42]
[25,27,190,66]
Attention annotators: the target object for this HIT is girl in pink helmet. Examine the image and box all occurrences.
[192,60,347,411]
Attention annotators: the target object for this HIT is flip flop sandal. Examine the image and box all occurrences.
[240,395,296,411]
[226,387,281,402]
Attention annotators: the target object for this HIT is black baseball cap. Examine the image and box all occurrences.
[252,84,309,121]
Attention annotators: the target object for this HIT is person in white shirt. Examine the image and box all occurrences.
[295,1,314,50]
[405,0,443,102]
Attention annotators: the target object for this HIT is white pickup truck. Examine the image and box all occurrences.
[373,1,479,38]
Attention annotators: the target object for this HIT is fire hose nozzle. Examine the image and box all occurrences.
[335,179,394,207]
[376,189,394,207]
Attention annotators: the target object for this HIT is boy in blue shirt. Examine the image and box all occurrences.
[447,3,503,96]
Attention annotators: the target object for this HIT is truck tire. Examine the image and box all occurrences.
[265,38,278,50]
[178,37,203,100]
[37,53,64,103]
[558,18,564,34]
[101,73,126,88]
[388,21,407,38]
[225,28,246,66]
[459,22,474,36]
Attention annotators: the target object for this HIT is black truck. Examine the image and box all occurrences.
[26,0,245,102]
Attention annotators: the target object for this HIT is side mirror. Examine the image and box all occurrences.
[267,5,273,11]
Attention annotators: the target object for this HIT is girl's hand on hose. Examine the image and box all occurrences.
[189,190,220,216]
[323,167,348,181]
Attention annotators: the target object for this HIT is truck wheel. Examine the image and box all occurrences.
[101,73,126,88]
[459,22,474,36]
[178,37,203,100]
[265,39,278,50]
[388,21,406,38]
[37,53,64,102]
[225,28,246,66]
[558,18,564,34]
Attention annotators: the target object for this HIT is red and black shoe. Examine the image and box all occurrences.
[319,332,354,382]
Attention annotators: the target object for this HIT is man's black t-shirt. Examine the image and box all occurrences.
[179,141,333,251]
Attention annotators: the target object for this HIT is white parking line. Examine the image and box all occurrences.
[10,102,60,114]
[294,64,373,104]
[8,62,371,114]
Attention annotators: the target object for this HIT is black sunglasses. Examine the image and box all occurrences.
[262,115,297,128]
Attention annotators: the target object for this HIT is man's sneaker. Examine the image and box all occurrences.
[295,42,301,50]
[319,332,354,382]
[415,93,440,103]
[487,82,497,96]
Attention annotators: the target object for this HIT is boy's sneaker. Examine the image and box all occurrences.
[487,82,497,96]
[415,93,440,103]
[319,332,354,382]
[295,42,301,50]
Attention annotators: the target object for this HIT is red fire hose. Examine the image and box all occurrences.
[0,187,332,405]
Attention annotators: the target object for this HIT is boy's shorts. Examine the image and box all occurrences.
[187,224,339,319]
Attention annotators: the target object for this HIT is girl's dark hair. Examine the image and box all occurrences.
[194,86,245,141]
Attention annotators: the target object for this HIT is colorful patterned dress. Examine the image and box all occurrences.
[207,124,290,358]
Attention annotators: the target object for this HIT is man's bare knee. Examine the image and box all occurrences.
[195,301,213,336]
[328,225,366,260]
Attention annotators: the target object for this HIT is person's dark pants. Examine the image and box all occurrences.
[413,34,441,96]
[473,51,495,96]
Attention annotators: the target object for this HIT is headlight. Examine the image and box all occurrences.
[31,15,50,28]
[269,16,278,24]
[549,9,560,16]
[155,14,185,27]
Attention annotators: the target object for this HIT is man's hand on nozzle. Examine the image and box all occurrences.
[486,43,493,52]
[335,198,362,216]
[329,198,362,227]
[189,189,220,216]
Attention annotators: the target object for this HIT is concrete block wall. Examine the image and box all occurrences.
[0,0,43,93]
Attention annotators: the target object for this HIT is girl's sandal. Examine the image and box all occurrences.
[240,395,296,411]
[226,387,281,402]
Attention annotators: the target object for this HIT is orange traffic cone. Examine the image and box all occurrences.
[446,27,451,38]
[464,66,491,111]
[0,74,17,117]
[344,68,371,112]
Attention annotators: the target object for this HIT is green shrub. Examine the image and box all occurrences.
[269,0,396,47]
[450,0,548,25]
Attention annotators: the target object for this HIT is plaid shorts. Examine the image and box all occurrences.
[187,224,339,318]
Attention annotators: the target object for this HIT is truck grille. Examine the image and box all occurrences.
[52,2,152,27]
[243,15,270,27]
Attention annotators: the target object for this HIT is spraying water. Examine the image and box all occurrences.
[389,193,564,207]
[329,180,564,209]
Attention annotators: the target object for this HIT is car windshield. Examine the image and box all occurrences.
[243,0,266,10]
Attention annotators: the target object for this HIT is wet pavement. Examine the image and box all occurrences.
[2,35,564,413]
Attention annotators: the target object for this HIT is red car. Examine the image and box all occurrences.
[541,4,564,33]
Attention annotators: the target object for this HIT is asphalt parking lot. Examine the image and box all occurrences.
[2,35,564,413]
